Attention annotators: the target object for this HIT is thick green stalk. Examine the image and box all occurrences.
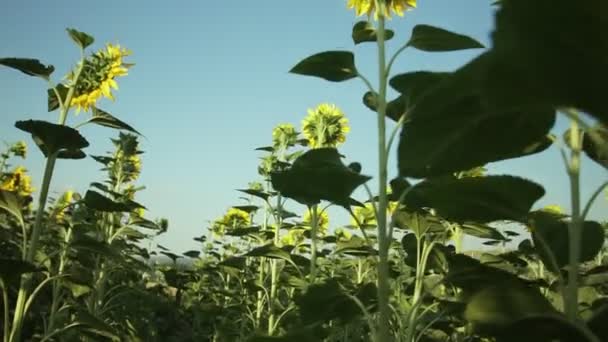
[565,116,582,322]
[374,3,391,341]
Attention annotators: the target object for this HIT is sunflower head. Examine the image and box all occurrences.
[1,166,34,197]
[351,202,378,227]
[301,103,350,148]
[281,228,306,247]
[110,133,143,183]
[272,123,299,149]
[303,208,330,236]
[335,227,353,242]
[222,208,251,228]
[347,0,416,20]
[68,43,132,113]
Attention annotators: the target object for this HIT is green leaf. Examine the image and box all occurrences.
[351,21,394,44]
[403,175,545,223]
[0,259,39,283]
[83,190,131,212]
[486,0,608,124]
[588,303,608,341]
[47,84,68,112]
[460,223,506,241]
[237,188,271,201]
[397,54,555,178]
[244,243,293,264]
[0,57,54,79]
[0,190,25,224]
[270,148,371,206]
[75,310,120,340]
[391,210,433,237]
[88,107,141,135]
[496,315,596,342]
[15,120,89,157]
[335,236,377,256]
[70,235,121,260]
[290,51,357,82]
[182,250,200,258]
[407,25,484,52]
[57,149,86,159]
[389,71,449,108]
[362,92,406,121]
[226,226,261,237]
[296,279,361,324]
[66,28,94,49]
[529,212,605,272]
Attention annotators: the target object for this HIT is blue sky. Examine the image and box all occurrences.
[1,1,606,253]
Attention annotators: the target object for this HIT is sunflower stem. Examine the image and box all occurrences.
[373,1,392,341]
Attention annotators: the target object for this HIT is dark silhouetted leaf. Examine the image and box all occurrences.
[66,28,94,49]
[83,190,131,212]
[271,148,371,206]
[88,107,141,135]
[290,51,357,82]
[237,189,271,201]
[408,25,484,52]
[15,120,89,157]
[397,54,556,178]
[352,21,394,44]
[362,91,406,121]
[47,84,68,112]
[0,57,54,79]
[403,175,545,223]
[496,314,595,342]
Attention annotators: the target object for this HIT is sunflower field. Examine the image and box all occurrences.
[1,1,607,341]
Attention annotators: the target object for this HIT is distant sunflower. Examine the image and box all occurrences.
[68,43,132,113]
[272,123,298,149]
[301,103,350,148]
[347,0,416,20]
[303,208,330,236]
[10,141,27,158]
[223,208,251,228]
[281,228,306,247]
[1,166,34,197]
[54,190,74,222]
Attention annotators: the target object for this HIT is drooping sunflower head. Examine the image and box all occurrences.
[351,202,378,227]
[347,0,416,20]
[301,103,350,148]
[272,123,299,149]
[68,43,132,113]
[1,166,34,197]
[303,208,330,236]
[110,133,143,183]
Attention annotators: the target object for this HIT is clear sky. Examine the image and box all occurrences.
[1,1,606,254]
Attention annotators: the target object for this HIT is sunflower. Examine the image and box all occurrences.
[351,201,400,227]
[54,190,74,222]
[222,208,251,228]
[272,123,299,149]
[348,0,416,20]
[68,43,132,113]
[1,166,34,197]
[281,228,306,247]
[303,208,330,236]
[10,141,27,158]
[335,227,353,242]
[301,103,350,148]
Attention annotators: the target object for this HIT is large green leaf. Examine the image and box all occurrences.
[70,235,121,260]
[351,21,394,45]
[0,57,54,79]
[88,107,141,135]
[485,0,608,124]
[397,54,555,178]
[289,51,357,82]
[529,211,605,272]
[66,28,94,49]
[0,189,25,224]
[83,190,131,212]
[460,223,506,241]
[270,148,371,206]
[15,120,89,157]
[335,236,377,256]
[295,279,366,324]
[407,25,484,52]
[389,71,449,108]
[402,175,545,223]
[588,303,608,341]
[237,188,271,201]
